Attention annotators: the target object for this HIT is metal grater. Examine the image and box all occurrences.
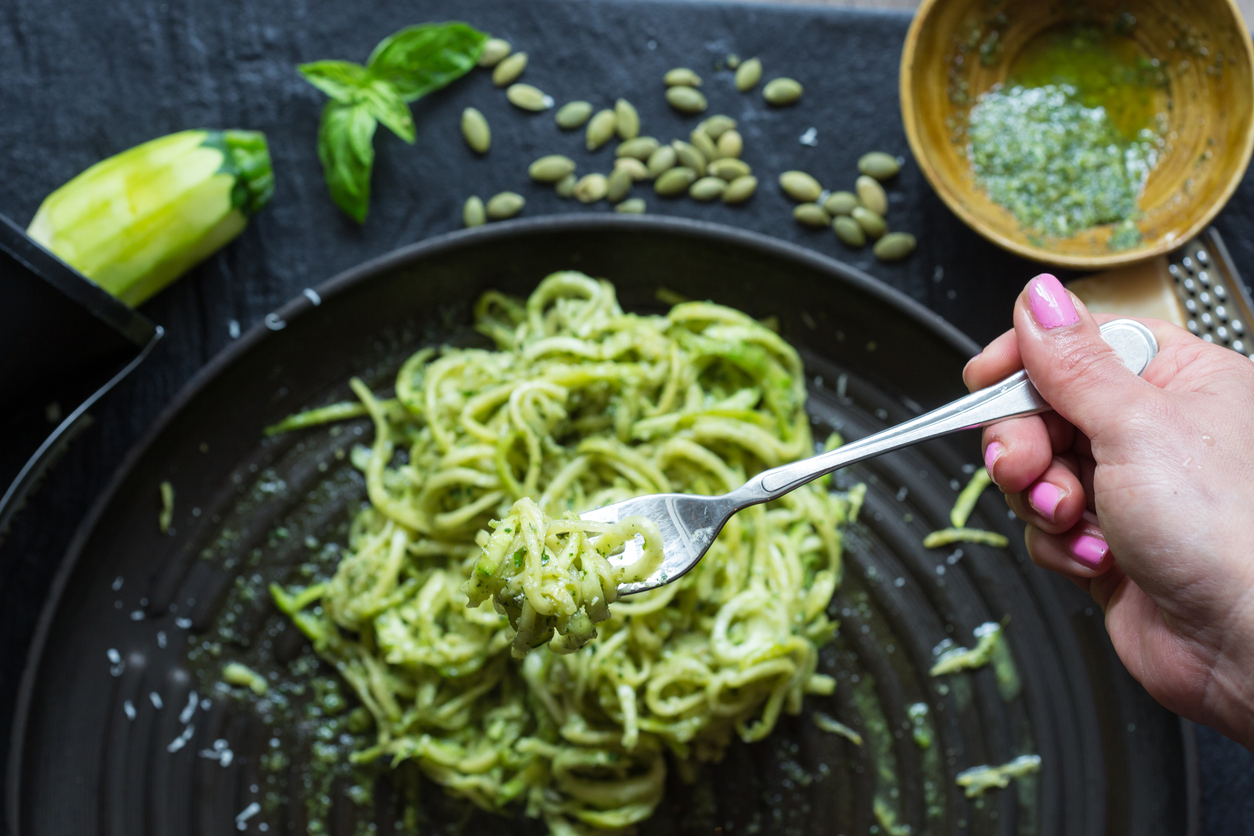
[1169,228,1254,360]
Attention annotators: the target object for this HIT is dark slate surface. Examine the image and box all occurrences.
[0,0,1251,832]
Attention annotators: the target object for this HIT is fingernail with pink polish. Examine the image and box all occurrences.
[983,441,1005,481]
[1027,274,1079,329]
[1029,481,1062,522]
[1069,534,1109,569]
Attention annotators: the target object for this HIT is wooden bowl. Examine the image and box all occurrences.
[901,0,1254,269]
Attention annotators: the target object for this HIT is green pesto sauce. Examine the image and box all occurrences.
[968,23,1168,246]
[850,675,912,835]
[988,626,1022,702]
[906,702,932,749]
[907,703,944,821]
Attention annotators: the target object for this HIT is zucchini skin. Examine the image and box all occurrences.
[27,129,274,307]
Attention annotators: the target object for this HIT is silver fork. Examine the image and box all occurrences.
[581,318,1158,595]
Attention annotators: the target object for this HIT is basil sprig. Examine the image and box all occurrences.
[300,22,488,223]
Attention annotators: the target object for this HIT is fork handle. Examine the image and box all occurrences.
[737,319,1157,503]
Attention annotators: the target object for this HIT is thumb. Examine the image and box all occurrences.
[1013,273,1155,441]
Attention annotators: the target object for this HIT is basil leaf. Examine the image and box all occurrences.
[365,22,488,101]
[317,100,377,224]
[359,80,416,144]
[299,60,370,103]
[302,21,487,222]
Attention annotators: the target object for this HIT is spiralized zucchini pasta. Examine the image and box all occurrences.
[466,498,665,657]
[271,272,864,832]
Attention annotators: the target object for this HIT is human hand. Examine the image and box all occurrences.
[964,273,1254,748]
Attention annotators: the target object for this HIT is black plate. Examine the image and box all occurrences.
[6,217,1197,836]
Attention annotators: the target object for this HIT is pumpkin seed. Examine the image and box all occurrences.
[666,86,707,114]
[779,170,822,202]
[460,107,491,154]
[855,175,889,216]
[852,206,887,239]
[873,232,916,261]
[735,57,763,92]
[708,158,751,181]
[507,83,552,111]
[833,216,866,247]
[493,51,527,86]
[647,145,677,177]
[486,191,525,220]
[654,166,697,196]
[529,155,577,183]
[665,68,703,87]
[723,175,758,204]
[700,115,737,140]
[858,151,901,181]
[586,109,617,150]
[574,173,608,203]
[463,196,485,227]
[793,203,831,227]
[672,141,707,176]
[615,98,640,140]
[555,173,578,198]
[614,157,651,181]
[556,100,594,129]
[616,136,660,160]
[726,54,741,70]
[824,191,858,216]
[763,77,803,106]
[689,176,726,201]
[606,166,633,203]
[478,39,511,68]
[716,130,743,159]
[615,198,647,214]
[688,129,718,163]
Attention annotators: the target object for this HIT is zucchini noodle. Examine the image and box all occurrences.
[271,272,862,832]
[466,499,664,657]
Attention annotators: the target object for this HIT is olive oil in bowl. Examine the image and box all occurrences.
[967,21,1171,249]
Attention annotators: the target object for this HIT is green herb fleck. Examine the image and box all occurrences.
[956,754,1042,797]
[931,621,1002,676]
[158,481,175,534]
[222,661,270,695]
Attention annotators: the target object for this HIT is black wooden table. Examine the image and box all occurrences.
[1,0,1251,831]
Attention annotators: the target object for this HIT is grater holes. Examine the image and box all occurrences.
[1170,232,1251,357]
